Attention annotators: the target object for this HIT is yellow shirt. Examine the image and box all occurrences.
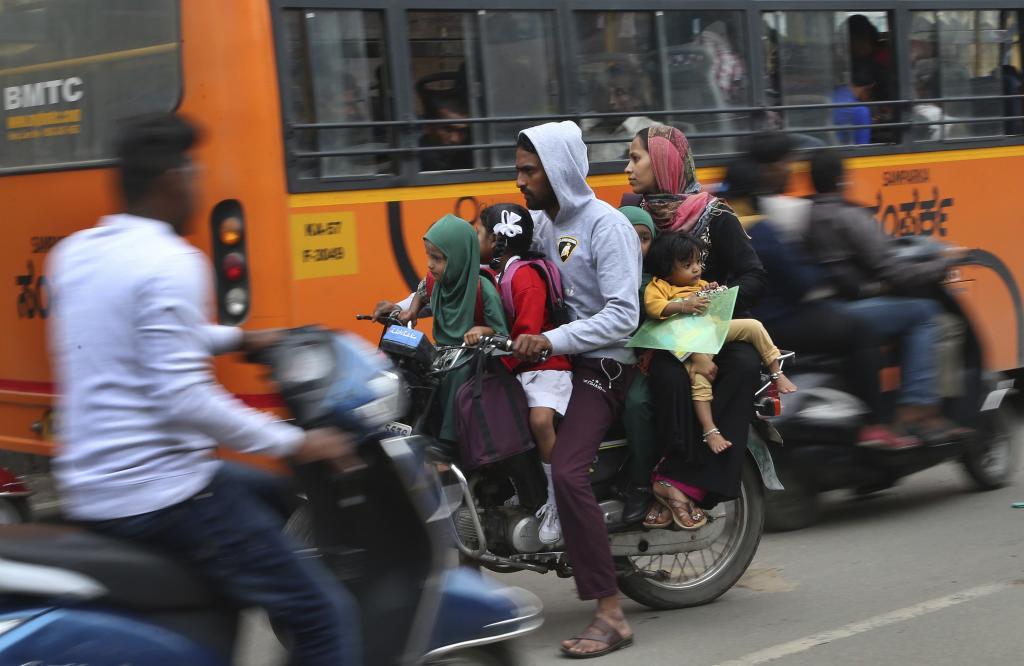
[644,276,710,319]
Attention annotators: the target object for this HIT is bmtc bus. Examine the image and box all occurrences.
[2,1,1023,469]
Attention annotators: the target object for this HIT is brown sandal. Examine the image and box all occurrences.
[560,617,634,659]
[653,481,707,530]
[642,502,672,529]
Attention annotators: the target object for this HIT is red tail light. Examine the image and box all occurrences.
[222,252,246,281]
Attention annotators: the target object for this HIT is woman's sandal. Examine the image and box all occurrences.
[653,480,707,530]
[642,501,672,529]
[560,617,634,659]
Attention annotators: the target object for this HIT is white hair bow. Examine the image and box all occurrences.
[493,210,523,238]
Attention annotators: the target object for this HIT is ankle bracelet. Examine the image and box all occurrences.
[702,428,721,442]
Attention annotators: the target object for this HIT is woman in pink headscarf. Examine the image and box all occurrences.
[623,124,768,527]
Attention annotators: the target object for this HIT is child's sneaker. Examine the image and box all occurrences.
[536,502,561,545]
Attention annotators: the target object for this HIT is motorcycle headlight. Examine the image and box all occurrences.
[350,369,408,430]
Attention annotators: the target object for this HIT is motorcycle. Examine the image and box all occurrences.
[764,237,1022,531]
[0,465,31,524]
[301,314,786,611]
[0,327,542,665]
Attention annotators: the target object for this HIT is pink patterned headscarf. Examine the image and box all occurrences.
[644,125,714,233]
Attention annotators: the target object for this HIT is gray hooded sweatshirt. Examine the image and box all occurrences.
[520,121,641,363]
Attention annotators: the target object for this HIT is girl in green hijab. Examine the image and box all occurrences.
[423,214,508,442]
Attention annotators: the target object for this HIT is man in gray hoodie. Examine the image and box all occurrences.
[512,121,641,658]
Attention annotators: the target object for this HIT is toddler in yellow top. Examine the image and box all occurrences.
[644,231,797,453]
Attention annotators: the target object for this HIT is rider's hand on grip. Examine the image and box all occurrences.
[294,427,364,473]
[512,333,552,363]
[372,300,401,323]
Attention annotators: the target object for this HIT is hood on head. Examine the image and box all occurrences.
[520,121,593,218]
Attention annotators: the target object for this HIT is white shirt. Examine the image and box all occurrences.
[47,214,304,520]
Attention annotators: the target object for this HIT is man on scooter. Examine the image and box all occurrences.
[47,113,361,665]
[512,121,642,658]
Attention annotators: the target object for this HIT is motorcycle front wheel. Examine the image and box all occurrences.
[615,460,765,610]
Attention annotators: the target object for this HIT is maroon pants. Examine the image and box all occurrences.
[553,357,635,600]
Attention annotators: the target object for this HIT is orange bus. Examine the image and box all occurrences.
[2,1,1023,470]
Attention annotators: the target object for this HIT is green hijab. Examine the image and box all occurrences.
[619,205,657,238]
[424,214,507,346]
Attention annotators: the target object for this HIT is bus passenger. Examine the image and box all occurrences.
[511,122,640,658]
[806,151,967,445]
[419,95,473,172]
[582,61,657,163]
[833,63,875,145]
[485,203,574,545]
[422,214,508,443]
[622,124,767,529]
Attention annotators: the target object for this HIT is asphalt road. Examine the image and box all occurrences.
[238,454,1024,665]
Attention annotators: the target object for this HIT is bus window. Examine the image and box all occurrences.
[282,9,393,180]
[575,10,750,161]
[763,10,895,148]
[911,10,1021,141]
[408,10,560,171]
[0,0,179,172]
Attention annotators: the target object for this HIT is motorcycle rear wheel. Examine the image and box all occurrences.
[615,461,764,610]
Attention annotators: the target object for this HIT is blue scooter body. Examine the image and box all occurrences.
[0,567,540,665]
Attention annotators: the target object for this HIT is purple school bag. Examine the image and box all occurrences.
[498,258,570,326]
[454,354,533,471]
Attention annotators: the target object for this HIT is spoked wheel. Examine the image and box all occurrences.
[962,405,1021,490]
[616,461,765,610]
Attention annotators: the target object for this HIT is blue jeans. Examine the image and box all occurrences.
[838,296,941,407]
[88,463,361,666]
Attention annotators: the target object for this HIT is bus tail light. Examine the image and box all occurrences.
[211,200,250,324]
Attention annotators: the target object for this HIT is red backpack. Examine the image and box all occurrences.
[498,258,570,326]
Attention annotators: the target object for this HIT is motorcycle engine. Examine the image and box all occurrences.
[483,506,545,555]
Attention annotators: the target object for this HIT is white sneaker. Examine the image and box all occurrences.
[536,502,562,545]
[503,494,520,507]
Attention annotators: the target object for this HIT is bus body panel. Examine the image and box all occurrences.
[2,1,1023,457]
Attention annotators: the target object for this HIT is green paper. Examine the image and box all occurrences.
[628,286,739,358]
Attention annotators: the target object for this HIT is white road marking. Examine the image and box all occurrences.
[717,580,1019,666]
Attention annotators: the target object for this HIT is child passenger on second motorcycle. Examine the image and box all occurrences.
[422,214,508,444]
[644,231,796,460]
[479,203,573,545]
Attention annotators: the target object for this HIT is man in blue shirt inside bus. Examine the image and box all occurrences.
[833,63,875,145]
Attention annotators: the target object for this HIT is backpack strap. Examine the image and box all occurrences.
[498,259,564,321]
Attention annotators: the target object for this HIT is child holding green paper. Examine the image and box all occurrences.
[645,232,797,454]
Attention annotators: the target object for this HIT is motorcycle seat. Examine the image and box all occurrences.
[0,524,224,610]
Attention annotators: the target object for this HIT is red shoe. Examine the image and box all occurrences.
[858,425,922,451]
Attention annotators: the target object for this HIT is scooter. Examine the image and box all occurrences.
[0,464,31,524]
[317,314,785,612]
[764,237,1021,531]
[0,327,542,665]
